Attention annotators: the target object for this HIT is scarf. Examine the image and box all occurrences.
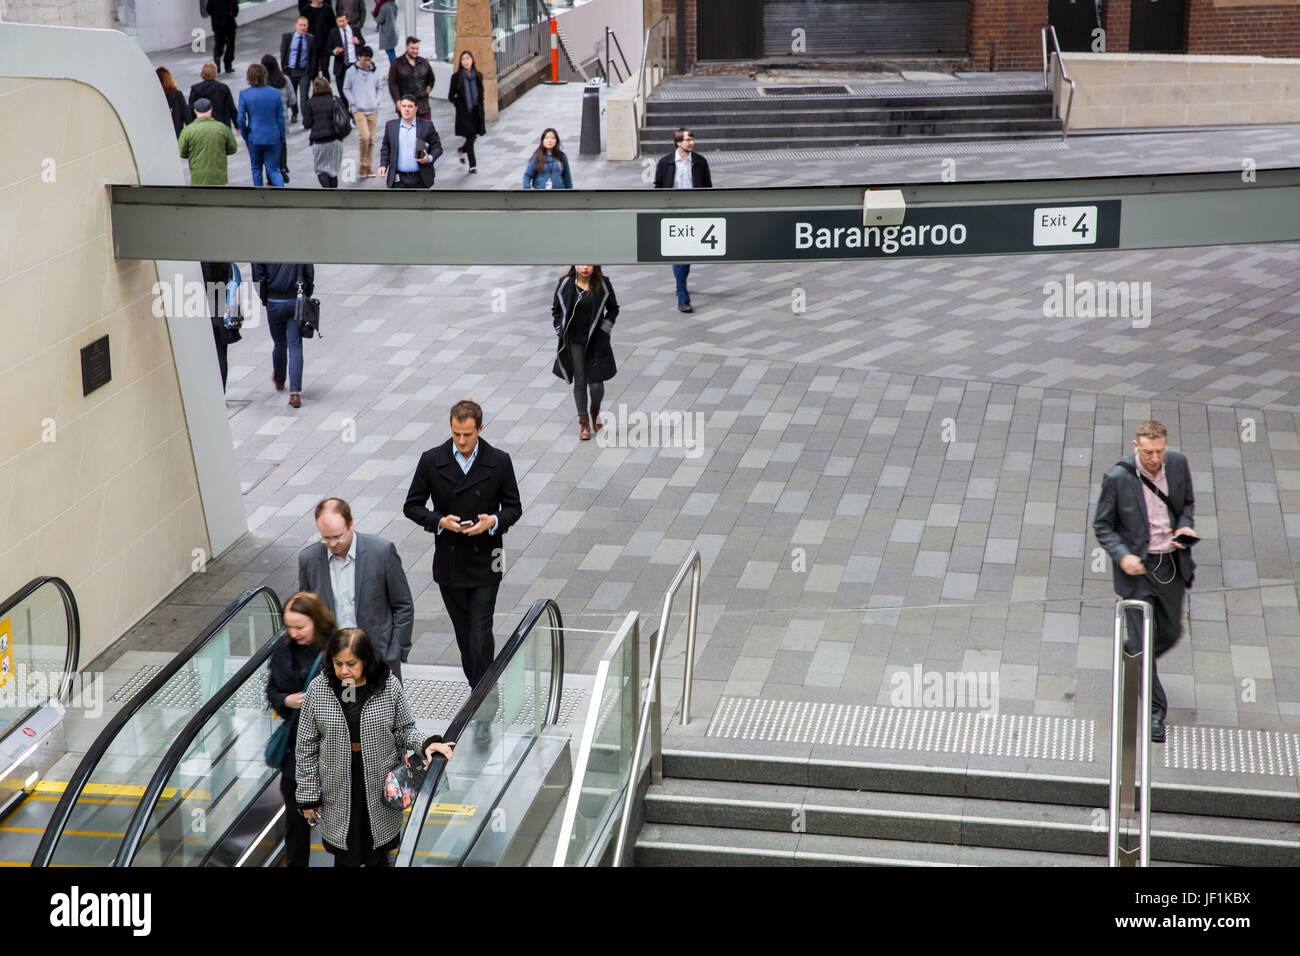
[373,0,387,17]
[461,68,478,113]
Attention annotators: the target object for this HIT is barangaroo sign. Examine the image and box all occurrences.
[637,201,1121,262]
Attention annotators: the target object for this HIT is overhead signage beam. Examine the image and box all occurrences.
[108,169,1300,265]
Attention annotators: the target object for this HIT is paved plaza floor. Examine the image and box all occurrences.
[119,12,1300,790]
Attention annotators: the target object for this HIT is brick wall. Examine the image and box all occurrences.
[1186,0,1300,56]
[968,0,1048,72]
[1101,0,1130,53]
[683,0,696,68]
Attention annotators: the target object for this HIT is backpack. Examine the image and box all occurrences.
[331,96,352,138]
[223,262,242,330]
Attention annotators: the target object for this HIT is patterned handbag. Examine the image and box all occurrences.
[383,749,428,809]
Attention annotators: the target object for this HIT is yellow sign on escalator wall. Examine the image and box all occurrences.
[0,617,11,689]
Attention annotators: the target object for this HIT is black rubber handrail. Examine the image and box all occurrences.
[31,585,282,867]
[113,628,285,866]
[394,598,565,867]
[0,576,81,710]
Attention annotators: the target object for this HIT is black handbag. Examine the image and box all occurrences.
[264,650,323,769]
[294,265,321,338]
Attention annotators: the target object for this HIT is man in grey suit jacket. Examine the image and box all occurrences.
[299,497,415,680]
[1093,420,1198,743]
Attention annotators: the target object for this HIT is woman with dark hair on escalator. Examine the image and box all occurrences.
[266,591,335,867]
[295,627,454,866]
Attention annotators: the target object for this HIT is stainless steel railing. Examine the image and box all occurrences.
[1041,25,1077,142]
[633,14,670,154]
[1109,598,1154,867]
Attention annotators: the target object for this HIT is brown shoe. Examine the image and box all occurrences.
[590,403,603,432]
[578,414,591,440]
[289,392,301,408]
[360,163,373,178]
[273,375,284,391]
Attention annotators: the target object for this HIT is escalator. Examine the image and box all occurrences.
[3,575,568,867]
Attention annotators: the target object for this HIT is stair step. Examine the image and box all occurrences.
[643,119,1062,136]
[646,91,1054,111]
[634,823,1110,867]
[643,105,1056,125]
[642,778,1299,866]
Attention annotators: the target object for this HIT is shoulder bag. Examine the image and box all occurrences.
[264,650,324,769]
[294,264,322,338]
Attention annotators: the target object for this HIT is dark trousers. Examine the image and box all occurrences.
[391,170,426,189]
[673,264,691,304]
[286,68,309,117]
[334,68,350,110]
[266,299,303,392]
[459,133,477,168]
[439,582,499,688]
[212,325,229,391]
[211,18,237,70]
[570,340,604,417]
[1122,552,1187,719]
[279,771,311,867]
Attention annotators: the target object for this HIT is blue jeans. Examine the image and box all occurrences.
[249,141,285,187]
[266,299,302,392]
[385,48,397,62]
[673,264,691,304]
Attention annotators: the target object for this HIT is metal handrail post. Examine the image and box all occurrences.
[679,555,702,724]
[1109,598,1154,867]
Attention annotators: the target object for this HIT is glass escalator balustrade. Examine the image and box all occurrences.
[47,591,280,866]
[0,580,78,739]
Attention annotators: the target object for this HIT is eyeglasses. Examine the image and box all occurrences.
[322,534,348,544]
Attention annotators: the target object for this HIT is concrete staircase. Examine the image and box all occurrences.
[633,750,1300,867]
[639,89,1063,154]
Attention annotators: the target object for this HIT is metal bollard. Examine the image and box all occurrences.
[579,80,602,155]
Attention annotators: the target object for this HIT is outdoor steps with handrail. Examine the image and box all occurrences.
[638,89,1062,154]
[632,750,1300,867]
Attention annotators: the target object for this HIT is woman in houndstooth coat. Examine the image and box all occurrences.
[296,627,453,866]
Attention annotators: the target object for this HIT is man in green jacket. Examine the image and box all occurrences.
[179,97,238,185]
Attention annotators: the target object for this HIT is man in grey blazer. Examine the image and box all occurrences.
[299,497,415,680]
[1093,420,1198,743]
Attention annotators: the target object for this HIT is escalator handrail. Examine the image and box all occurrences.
[0,575,81,706]
[31,585,283,867]
[393,597,565,867]
[112,627,286,866]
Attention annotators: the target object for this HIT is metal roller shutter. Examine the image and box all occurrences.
[763,0,968,56]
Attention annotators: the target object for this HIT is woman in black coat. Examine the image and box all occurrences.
[157,66,191,137]
[552,265,618,440]
[447,50,485,174]
[266,591,335,867]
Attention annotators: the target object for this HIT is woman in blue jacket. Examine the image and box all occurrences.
[237,62,287,186]
[522,128,573,189]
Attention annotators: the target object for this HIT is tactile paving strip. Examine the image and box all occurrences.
[403,679,587,727]
[1165,725,1300,777]
[709,697,1094,762]
[708,140,1067,164]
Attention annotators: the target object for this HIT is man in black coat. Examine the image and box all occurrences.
[280,16,318,121]
[387,36,436,119]
[378,96,441,188]
[1093,420,1198,743]
[188,62,239,131]
[403,401,523,689]
[325,11,365,109]
[652,127,712,313]
[209,0,240,74]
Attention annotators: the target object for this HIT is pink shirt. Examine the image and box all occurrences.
[1139,460,1175,553]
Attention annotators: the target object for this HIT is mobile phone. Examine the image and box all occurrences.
[458,517,476,528]
[1174,533,1197,547]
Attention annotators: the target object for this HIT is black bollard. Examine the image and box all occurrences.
[579,80,602,156]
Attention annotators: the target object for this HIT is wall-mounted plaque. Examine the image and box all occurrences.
[80,335,112,397]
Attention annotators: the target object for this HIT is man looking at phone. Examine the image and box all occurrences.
[1093,420,1198,743]
[404,401,523,688]
[378,95,440,189]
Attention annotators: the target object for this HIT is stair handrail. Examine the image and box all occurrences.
[611,549,701,865]
[634,15,670,154]
[605,26,631,85]
[1041,25,1076,142]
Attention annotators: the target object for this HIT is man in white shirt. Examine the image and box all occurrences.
[298,497,415,680]
[652,127,713,313]
[327,12,365,109]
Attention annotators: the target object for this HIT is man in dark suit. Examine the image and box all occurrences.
[403,401,523,689]
[378,96,441,189]
[280,16,317,122]
[653,126,712,313]
[325,11,365,109]
[209,0,240,74]
[1093,420,1198,743]
[298,497,415,681]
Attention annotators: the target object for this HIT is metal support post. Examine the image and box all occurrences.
[1109,598,1154,867]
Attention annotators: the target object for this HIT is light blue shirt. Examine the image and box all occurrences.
[396,118,419,172]
[291,33,307,70]
[328,535,358,628]
[673,149,693,189]
[435,441,498,535]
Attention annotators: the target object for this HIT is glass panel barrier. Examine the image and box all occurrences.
[127,651,279,866]
[554,611,639,867]
[0,579,78,740]
[397,600,561,867]
[45,589,280,866]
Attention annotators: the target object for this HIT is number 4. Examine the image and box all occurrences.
[700,224,718,249]
[1072,213,1089,238]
